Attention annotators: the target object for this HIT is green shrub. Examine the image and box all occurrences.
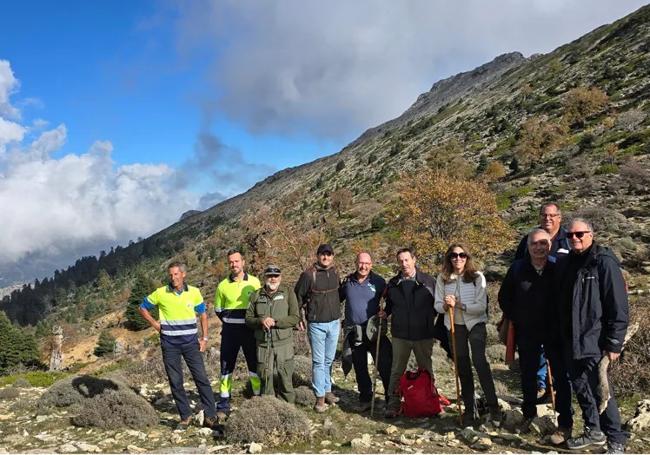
[225,395,310,444]
[293,385,315,407]
[94,330,116,357]
[595,163,619,174]
[0,312,41,375]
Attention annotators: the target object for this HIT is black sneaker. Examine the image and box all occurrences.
[606,441,625,454]
[566,427,606,450]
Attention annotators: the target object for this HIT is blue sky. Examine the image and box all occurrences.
[0,0,647,283]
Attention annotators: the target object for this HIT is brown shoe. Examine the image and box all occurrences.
[356,401,372,413]
[176,417,192,430]
[384,408,399,419]
[215,411,228,423]
[314,401,329,413]
[549,426,572,445]
[324,392,340,405]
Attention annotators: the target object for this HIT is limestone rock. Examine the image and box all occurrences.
[628,399,650,431]
[383,425,398,435]
[57,443,78,453]
[472,437,493,450]
[126,445,147,453]
[74,442,100,453]
[502,409,524,430]
[198,428,213,436]
[351,434,372,449]
[248,442,263,454]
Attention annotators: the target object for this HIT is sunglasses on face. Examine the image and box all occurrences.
[567,231,591,239]
[448,252,468,259]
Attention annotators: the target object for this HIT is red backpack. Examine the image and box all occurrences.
[399,368,448,417]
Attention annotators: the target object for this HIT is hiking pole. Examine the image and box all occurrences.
[545,357,556,417]
[370,312,383,418]
[448,308,463,426]
[264,328,274,396]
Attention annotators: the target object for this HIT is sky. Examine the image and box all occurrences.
[0,0,647,283]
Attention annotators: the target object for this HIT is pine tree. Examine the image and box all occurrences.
[94,330,116,357]
[0,312,41,374]
[125,274,158,331]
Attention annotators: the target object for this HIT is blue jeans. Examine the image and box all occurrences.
[308,320,340,398]
[161,339,216,420]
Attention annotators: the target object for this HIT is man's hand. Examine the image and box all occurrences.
[199,338,208,352]
[605,351,620,362]
[154,321,162,333]
[262,317,276,330]
[444,295,456,311]
[377,309,387,320]
[298,320,306,331]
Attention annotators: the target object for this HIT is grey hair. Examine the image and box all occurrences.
[167,261,187,272]
[527,228,551,246]
[568,217,594,232]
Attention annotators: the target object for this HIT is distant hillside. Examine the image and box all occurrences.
[2,4,649,328]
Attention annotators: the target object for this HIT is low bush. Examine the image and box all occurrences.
[225,395,310,444]
[595,163,619,175]
[293,385,315,407]
[72,388,158,429]
[39,375,131,411]
[0,387,20,400]
[292,355,311,387]
[610,298,650,396]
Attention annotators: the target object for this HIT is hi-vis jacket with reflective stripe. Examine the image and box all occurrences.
[214,273,261,324]
[141,284,206,345]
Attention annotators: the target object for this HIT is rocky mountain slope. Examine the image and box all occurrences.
[1,4,650,453]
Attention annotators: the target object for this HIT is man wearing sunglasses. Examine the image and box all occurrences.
[295,244,341,412]
[557,218,628,453]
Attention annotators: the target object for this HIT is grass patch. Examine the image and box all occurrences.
[595,163,619,175]
[0,371,69,388]
[496,185,534,210]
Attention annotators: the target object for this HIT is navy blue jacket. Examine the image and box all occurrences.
[385,269,436,341]
[556,243,628,359]
[498,258,559,345]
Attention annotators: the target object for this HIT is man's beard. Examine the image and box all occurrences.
[266,282,280,291]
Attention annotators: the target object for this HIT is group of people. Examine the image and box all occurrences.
[137,201,629,454]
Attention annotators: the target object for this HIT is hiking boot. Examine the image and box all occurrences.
[356,401,372,412]
[314,401,329,413]
[517,417,535,434]
[215,411,228,423]
[549,426,572,445]
[384,408,399,419]
[175,417,192,430]
[324,392,340,405]
[203,415,222,430]
[461,411,478,427]
[488,405,502,423]
[566,427,606,450]
[606,441,625,454]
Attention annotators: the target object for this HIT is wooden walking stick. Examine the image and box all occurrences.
[370,310,383,418]
[546,358,556,417]
[448,308,463,425]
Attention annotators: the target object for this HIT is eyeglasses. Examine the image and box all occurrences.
[448,252,468,259]
[566,231,591,239]
[541,213,559,219]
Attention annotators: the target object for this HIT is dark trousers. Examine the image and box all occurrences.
[349,330,392,402]
[451,323,497,413]
[518,338,573,428]
[218,323,257,412]
[569,356,626,444]
[161,339,216,420]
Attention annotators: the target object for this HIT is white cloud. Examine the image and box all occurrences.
[173,0,647,140]
[0,61,198,268]
[0,60,20,120]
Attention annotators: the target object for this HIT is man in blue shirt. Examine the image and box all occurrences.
[339,252,392,412]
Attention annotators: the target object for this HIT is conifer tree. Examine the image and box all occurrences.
[94,330,116,357]
[125,275,158,331]
[0,312,40,374]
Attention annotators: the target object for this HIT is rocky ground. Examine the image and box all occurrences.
[1,342,650,454]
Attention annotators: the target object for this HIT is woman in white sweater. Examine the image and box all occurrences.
[434,243,499,424]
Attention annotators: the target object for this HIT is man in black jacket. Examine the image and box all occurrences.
[514,202,570,401]
[499,228,572,442]
[295,243,341,413]
[379,247,437,418]
[558,218,628,453]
